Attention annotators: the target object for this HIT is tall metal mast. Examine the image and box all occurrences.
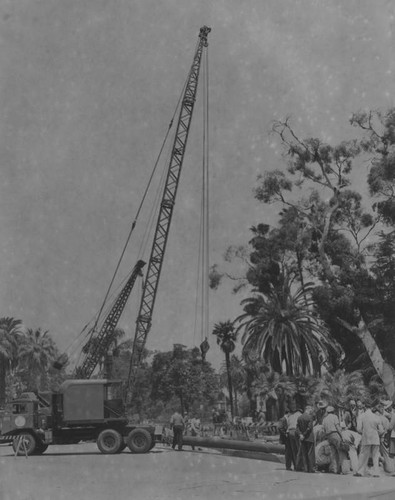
[127,26,211,392]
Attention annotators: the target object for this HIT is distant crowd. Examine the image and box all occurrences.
[166,397,395,477]
[278,397,395,477]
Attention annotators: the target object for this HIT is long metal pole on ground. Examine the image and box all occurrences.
[182,436,285,455]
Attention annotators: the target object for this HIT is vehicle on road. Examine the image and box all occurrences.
[0,379,155,456]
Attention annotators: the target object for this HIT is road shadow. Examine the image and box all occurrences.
[3,449,167,458]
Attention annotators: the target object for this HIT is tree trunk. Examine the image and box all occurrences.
[225,352,234,420]
[234,388,238,416]
[315,204,395,398]
[337,317,395,399]
[0,360,6,407]
[179,392,185,416]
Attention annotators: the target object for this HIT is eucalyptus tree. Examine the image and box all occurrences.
[212,321,237,419]
[255,116,395,397]
[0,317,23,406]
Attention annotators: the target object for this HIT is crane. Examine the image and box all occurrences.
[127,25,211,397]
[55,26,211,384]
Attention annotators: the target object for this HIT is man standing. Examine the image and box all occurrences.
[287,403,302,470]
[212,408,220,436]
[344,399,358,432]
[356,399,365,429]
[322,406,347,474]
[375,402,393,473]
[354,400,384,477]
[278,408,292,471]
[315,400,328,426]
[340,421,361,473]
[170,410,185,451]
[189,413,201,451]
[296,405,316,473]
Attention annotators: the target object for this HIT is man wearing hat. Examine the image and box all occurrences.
[322,405,347,474]
[386,401,395,457]
[286,403,302,470]
[375,401,394,473]
[296,405,316,472]
[315,400,328,426]
[340,421,361,473]
[278,407,293,470]
[344,399,358,432]
[354,399,384,477]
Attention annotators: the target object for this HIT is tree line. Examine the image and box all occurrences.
[210,107,395,417]
[0,317,67,406]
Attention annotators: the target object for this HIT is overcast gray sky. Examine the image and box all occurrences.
[1,0,394,367]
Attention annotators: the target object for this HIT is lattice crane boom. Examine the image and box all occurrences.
[127,26,211,392]
[76,259,146,379]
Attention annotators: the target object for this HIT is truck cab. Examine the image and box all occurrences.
[0,393,42,435]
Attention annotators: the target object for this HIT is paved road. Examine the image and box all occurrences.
[1,442,395,500]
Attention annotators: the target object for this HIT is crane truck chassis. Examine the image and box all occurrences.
[0,379,156,456]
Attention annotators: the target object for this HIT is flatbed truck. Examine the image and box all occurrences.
[0,379,155,455]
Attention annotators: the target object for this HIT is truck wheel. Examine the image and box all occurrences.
[96,429,123,454]
[12,433,37,456]
[127,429,152,453]
[34,440,49,455]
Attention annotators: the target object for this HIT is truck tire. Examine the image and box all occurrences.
[127,428,152,453]
[12,433,37,456]
[34,440,49,455]
[96,429,123,454]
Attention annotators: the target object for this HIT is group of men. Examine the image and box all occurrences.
[279,397,395,477]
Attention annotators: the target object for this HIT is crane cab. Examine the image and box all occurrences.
[54,379,126,426]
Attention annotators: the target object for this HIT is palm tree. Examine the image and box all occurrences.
[18,328,57,392]
[312,369,368,409]
[251,369,297,419]
[0,317,23,406]
[236,278,339,376]
[221,355,247,416]
[212,320,237,419]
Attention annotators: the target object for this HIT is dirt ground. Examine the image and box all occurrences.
[1,442,395,500]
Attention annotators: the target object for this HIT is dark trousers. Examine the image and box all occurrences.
[190,428,197,450]
[172,425,184,450]
[284,436,293,470]
[288,430,300,469]
[296,440,316,472]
